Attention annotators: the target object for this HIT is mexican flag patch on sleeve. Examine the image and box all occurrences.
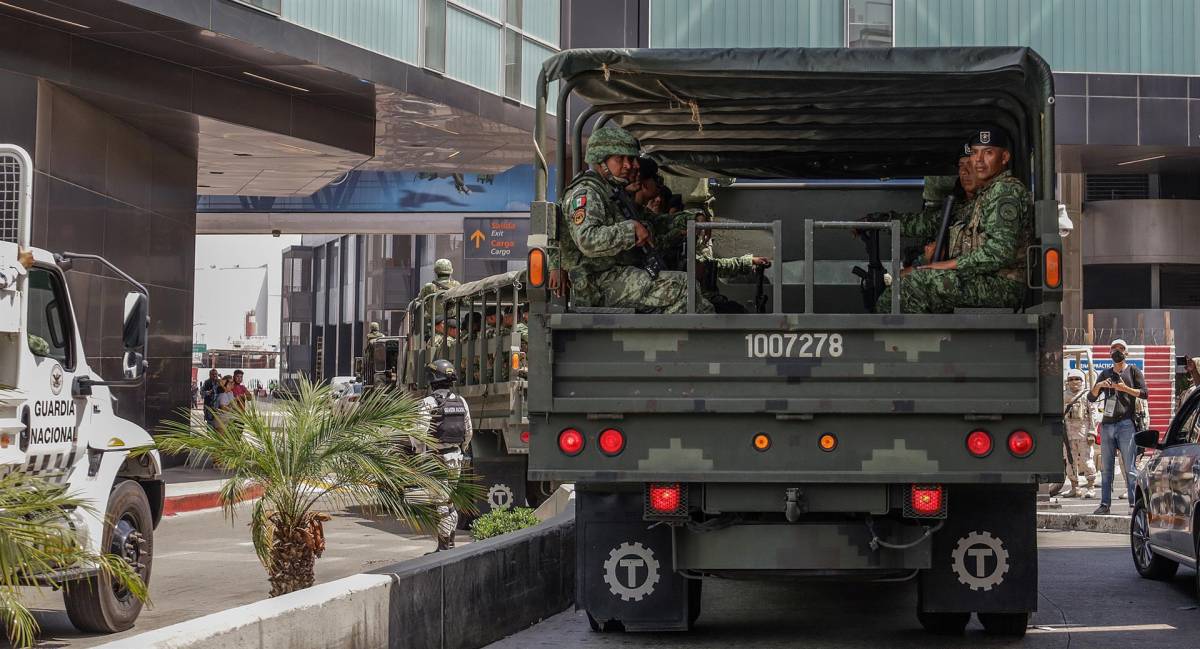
[570,193,587,211]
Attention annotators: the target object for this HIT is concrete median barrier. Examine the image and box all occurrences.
[94,506,575,649]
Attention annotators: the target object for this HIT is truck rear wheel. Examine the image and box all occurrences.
[978,612,1029,636]
[64,480,154,633]
[916,610,969,635]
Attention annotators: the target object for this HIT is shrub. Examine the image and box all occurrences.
[470,507,540,540]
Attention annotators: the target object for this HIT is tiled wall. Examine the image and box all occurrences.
[20,80,198,436]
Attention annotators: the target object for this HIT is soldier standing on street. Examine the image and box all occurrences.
[557,126,713,313]
[417,258,461,301]
[1061,369,1097,498]
[876,129,1032,313]
[415,359,473,552]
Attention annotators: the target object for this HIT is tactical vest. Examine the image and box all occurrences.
[430,389,467,445]
[1064,391,1087,419]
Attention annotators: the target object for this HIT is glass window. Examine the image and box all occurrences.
[425,0,448,73]
[1160,265,1200,308]
[846,0,893,48]
[504,28,522,101]
[26,268,73,368]
[1083,264,1152,309]
[233,0,280,14]
[1168,403,1200,445]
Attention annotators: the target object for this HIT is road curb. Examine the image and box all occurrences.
[1038,511,1129,535]
[163,484,264,516]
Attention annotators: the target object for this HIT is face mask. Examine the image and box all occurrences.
[1111,350,1126,363]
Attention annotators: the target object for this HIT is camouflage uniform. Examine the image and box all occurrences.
[417,259,461,301]
[559,129,712,314]
[878,170,1030,313]
[1064,384,1098,494]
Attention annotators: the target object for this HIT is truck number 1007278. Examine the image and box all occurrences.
[745,333,844,358]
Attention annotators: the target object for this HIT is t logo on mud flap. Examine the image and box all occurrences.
[486,483,514,510]
[951,531,1010,591]
[603,542,661,602]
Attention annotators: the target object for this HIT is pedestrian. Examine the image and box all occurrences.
[230,369,252,408]
[215,374,236,431]
[1178,356,1200,410]
[1087,339,1148,514]
[1060,369,1097,498]
[200,369,223,427]
[414,359,473,551]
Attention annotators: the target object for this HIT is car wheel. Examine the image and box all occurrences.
[1131,499,1178,580]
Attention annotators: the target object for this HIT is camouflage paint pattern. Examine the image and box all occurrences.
[417,276,462,301]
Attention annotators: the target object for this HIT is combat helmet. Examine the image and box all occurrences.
[585,126,639,164]
[426,359,458,388]
[434,258,453,277]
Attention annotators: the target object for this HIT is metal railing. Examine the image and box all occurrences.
[808,220,901,315]
[686,220,783,314]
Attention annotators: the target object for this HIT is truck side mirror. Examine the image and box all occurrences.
[122,291,148,379]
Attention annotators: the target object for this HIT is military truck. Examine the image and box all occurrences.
[524,48,1064,636]
[380,270,536,513]
[0,144,160,633]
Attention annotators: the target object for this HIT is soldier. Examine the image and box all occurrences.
[415,359,473,551]
[1061,369,1097,498]
[364,321,384,354]
[877,129,1032,313]
[417,258,461,301]
[661,210,770,313]
[430,317,457,357]
[558,126,713,314]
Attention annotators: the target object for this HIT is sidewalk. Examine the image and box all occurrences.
[162,463,261,516]
[1037,475,1133,535]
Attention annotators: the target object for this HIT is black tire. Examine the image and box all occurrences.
[585,613,624,633]
[978,612,1029,637]
[1194,533,1200,599]
[687,578,703,629]
[64,481,154,633]
[1131,500,1178,580]
[916,611,969,635]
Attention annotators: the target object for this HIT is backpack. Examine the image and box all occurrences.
[429,389,467,445]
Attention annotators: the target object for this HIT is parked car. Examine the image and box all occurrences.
[1130,388,1200,596]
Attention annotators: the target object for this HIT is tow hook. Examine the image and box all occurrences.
[784,488,806,522]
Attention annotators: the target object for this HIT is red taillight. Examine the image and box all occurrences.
[598,428,625,455]
[1007,430,1034,457]
[557,428,584,455]
[910,484,944,516]
[966,430,993,457]
[648,483,681,513]
[519,430,530,444]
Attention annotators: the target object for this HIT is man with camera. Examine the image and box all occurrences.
[1087,338,1148,514]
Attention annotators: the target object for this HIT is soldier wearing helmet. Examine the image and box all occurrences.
[1061,368,1096,498]
[417,258,461,301]
[554,126,712,313]
[416,359,473,551]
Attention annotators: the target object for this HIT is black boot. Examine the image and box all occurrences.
[436,534,452,551]
[446,534,456,549]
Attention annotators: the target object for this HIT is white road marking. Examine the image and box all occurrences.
[1028,623,1176,634]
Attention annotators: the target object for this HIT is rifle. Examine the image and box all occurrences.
[754,265,768,314]
[931,195,957,263]
[851,229,887,312]
[609,181,666,279]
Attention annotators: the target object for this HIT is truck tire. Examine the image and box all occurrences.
[1131,500,1178,580]
[916,611,969,635]
[64,480,154,633]
[978,612,1029,636]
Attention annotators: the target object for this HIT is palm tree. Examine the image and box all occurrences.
[0,472,148,648]
[154,378,479,596]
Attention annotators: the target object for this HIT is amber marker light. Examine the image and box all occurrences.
[818,433,838,452]
[527,248,547,287]
[1044,248,1062,289]
[752,433,772,452]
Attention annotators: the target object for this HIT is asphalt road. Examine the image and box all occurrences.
[489,530,1200,649]
[9,505,458,649]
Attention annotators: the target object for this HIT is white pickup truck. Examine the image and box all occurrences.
[0,145,161,633]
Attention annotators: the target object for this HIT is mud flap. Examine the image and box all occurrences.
[919,483,1037,614]
[467,455,527,514]
[576,489,691,631]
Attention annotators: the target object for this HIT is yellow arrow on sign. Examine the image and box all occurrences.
[470,229,485,248]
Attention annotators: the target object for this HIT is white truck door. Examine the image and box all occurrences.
[22,265,84,483]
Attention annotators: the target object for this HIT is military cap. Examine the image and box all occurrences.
[435,315,445,325]
[636,156,659,181]
[968,128,1011,150]
[959,142,973,158]
[484,305,498,317]
[445,318,459,329]
[434,258,453,276]
[585,126,639,164]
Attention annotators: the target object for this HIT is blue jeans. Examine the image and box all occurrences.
[1100,418,1137,506]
